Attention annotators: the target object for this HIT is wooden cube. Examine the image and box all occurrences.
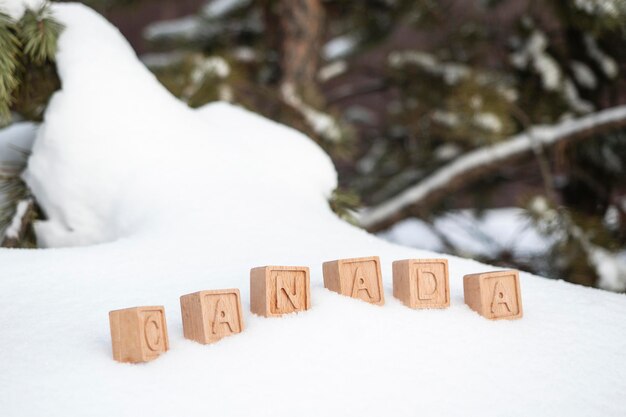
[322,256,384,305]
[250,266,311,317]
[393,258,449,309]
[464,270,523,320]
[109,306,169,363]
[180,289,244,344]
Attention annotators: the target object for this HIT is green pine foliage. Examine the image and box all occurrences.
[0,2,63,248]
[0,11,21,124]
[19,5,63,65]
[0,2,63,127]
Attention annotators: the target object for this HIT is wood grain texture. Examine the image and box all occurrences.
[322,256,385,305]
[180,289,244,344]
[393,259,449,309]
[250,266,311,317]
[463,270,523,320]
[108,306,169,363]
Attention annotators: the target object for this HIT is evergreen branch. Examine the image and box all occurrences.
[18,4,64,65]
[359,105,626,231]
[0,11,22,125]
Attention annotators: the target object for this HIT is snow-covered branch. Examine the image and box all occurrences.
[359,105,626,231]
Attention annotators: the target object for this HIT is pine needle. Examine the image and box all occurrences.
[18,4,64,65]
[0,11,22,125]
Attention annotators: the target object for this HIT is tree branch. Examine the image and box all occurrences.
[358,105,626,231]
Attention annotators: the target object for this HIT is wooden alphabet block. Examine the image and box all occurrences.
[180,289,244,344]
[393,259,449,309]
[109,306,169,363]
[250,266,311,317]
[463,270,523,320]
[322,256,384,305]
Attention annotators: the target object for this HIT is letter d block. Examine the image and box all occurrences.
[250,266,311,317]
[393,259,449,309]
[323,256,384,305]
[464,270,523,320]
[109,306,169,363]
[180,289,244,344]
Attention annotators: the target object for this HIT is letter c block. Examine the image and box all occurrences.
[109,306,169,363]
[393,259,449,309]
[250,266,311,317]
[464,270,523,320]
[180,289,244,344]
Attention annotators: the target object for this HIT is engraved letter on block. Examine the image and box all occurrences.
[322,256,385,305]
[250,266,311,317]
[463,270,523,320]
[393,259,449,309]
[180,289,244,344]
[109,306,169,363]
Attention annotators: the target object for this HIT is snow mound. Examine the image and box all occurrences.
[1,4,626,417]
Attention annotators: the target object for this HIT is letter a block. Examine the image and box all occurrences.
[250,266,311,317]
[464,270,523,320]
[180,289,244,344]
[109,306,169,363]
[322,256,384,305]
[392,259,449,309]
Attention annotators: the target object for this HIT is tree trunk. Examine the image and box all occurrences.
[279,0,325,95]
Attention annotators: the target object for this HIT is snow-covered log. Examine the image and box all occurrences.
[359,105,626,231]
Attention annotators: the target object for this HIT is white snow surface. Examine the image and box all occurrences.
[1,4,626,417]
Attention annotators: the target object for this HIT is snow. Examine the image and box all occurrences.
[474,112,503,133]
[281,82,342,142]
[0,122,37,165]
[510,30,561,91]
[140,51,186,69]
[432,110,460,127]
[584,34,618,79]
[574,0,623,17]
[323,34,359,60]
[571,61,597,89]
[318,60,347,82]
[1,3,626,417]
[589,247,626,292]
[389,51,470,85]
[563,78,594,113]
[143,15,205,42]
[202,0,249,19]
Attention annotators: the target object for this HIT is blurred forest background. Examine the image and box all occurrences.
[1,0,626,292]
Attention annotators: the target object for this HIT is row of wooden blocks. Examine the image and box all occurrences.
[109,256,523,363]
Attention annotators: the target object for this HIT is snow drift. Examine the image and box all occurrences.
[0,3,625,417]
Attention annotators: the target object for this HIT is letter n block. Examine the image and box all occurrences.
[464,270,523,320]
[109,306,169,363]
[250,266,311,317]
[322,256,384,305]
[180,289,244,344]
[393,259,449,308]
